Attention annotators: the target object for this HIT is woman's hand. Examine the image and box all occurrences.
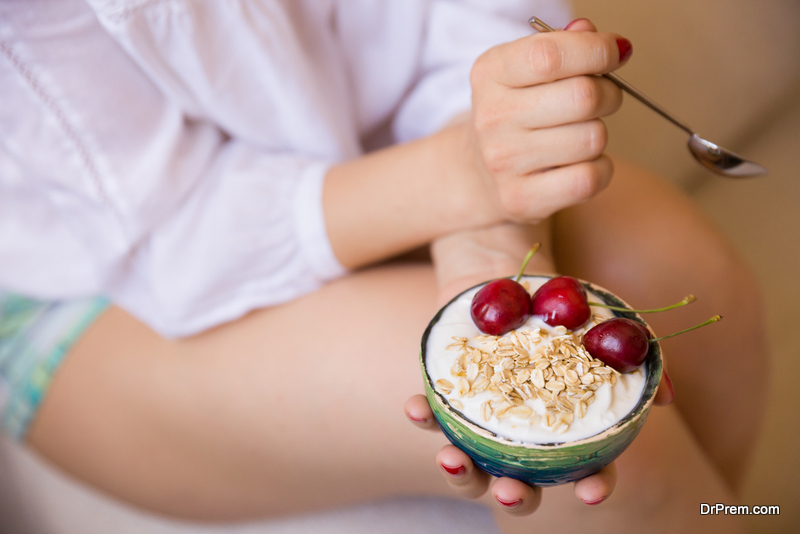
[405,222,619,515]
[324,19,630,272]
[461,18,628,226]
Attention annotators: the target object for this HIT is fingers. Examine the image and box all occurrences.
[409,395,542,513]
[484,119,609,176]
[466,17,626,226]
[404,394,438,430]
[437,445,543,516]
[473,74,622,133]
[473,29,632,88]
[496,156,614,222]
[436,445,491,499]
[529,75,624,129]
[573,462,617,505]
[490,477,542,516]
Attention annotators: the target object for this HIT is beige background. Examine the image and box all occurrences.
[570,1,800,532]
[1,1,799,532]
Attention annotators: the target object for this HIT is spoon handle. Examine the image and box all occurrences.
[528,17,695,136]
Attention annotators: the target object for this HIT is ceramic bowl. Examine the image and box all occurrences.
[419,275,662,486]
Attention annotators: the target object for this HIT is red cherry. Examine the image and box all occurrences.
[582,318,649,373]
[531,276,591,330]
[470,279,532,336]
[631,320,652,340]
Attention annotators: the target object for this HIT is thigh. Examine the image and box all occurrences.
[27,263,451,520]
[553,157,768,490]
[24,249,752,530]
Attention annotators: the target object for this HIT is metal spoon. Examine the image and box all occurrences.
[529,17,767,178]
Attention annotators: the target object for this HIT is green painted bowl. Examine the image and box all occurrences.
[420,275,662,486]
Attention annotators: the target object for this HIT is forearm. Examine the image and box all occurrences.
[324,26,635,271]
[323,122,496,269]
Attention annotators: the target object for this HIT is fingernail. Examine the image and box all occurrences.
[662,370,675,404]
[583,496,607,505]
[441,464,466,477]
[616,38,633,62]
[497,497,522,509]
[408,414,427,423]
[563,18,589,31]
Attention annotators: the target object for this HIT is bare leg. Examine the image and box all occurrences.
[23,161,759,531]
[25,261,744,531]
[26,264,451,520]
[425,216,750,532]
[554,157,768,491]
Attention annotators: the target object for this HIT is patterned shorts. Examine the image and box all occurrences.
[0,292,108,440]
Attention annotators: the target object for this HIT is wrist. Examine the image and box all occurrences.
[432,120,503,230]
[323,128,487,269]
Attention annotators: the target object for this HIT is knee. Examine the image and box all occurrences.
[698,242,766,343]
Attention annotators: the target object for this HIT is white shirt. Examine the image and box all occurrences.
[0,0,570,337]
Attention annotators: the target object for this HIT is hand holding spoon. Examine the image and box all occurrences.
[529,17,767,178]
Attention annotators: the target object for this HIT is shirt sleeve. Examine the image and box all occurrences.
[1,0,347,338]
[393,0,573,142]
[2,0,571,338]
[332,0,572,143]
[113,145,347,338]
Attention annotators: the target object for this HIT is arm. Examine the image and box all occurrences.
[1,3,627,338]
[25,220,739,530]
[86,0,629,273]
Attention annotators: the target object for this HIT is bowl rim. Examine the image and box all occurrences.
[420,273,662,450]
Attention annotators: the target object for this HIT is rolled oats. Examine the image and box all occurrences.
[444,329,619,433]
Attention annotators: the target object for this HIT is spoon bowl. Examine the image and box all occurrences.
[688,134,767,177]
[529,17,767,178]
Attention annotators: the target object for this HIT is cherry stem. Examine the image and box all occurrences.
[588,295,696,314]
[650,315,723,343]
[515,243,542,282]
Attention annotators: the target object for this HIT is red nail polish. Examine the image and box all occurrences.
[497,498,521,508]
[408,414,427,423]
[441,464,466,477]
[662,370,675,403]
[563,18,589,31]
[583,496,606,505]
[616,38,633,62]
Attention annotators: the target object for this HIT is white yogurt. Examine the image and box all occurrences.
[425,276,647,444]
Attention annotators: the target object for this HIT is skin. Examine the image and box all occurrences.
[553,158,768,491]
[407,160,766,532]
[323,20,625,269]
[18,18,764,533]
[25,159,760,533]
